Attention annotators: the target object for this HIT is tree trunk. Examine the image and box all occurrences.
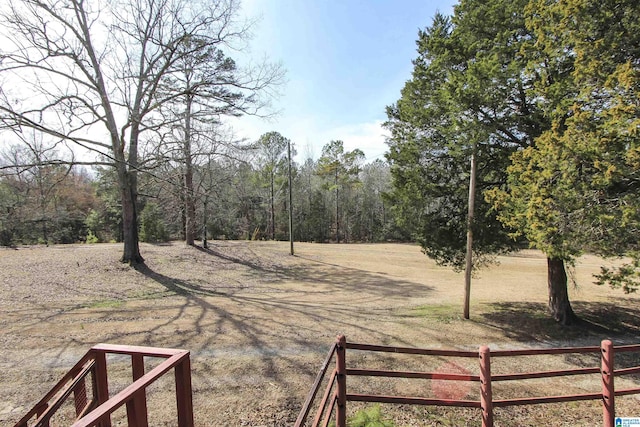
[119,118,143,264]
[120,170,143,264]
[547,257,577,325]
[185,165,195,245]
[102,98,141,263]
[270,173,275,240]
[184,93,196,246]
[202,198,208,249]
[40,202,48,246]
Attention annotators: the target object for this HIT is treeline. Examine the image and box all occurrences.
[0,163,96,246]
[0,138,406,246]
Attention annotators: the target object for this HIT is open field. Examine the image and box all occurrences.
[1,241,639,426]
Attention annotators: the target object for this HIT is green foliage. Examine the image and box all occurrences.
[85,230,99,244]
[2,140,397,247]
[139,202,169,243]
[329,406,396,427]
[255,132,290,175]
[0,228,13,247]
[345,406,396,427]
[317,140,365,191]
[384,0,535,270]
[84,209,102,239]
[316,140,365,242]
[596,254,640,294]
[489,0,640,290]
[90,168,123,242]
[255,131,292,240]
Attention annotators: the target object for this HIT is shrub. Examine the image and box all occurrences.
[85,230,99,244]
[0,228,13,247]
[331,405,396,427]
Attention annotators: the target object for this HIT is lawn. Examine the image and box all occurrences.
[1,241,639,426]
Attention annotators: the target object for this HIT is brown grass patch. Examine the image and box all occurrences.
[1,241,639,426]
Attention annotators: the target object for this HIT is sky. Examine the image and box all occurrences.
[232,0,458,162]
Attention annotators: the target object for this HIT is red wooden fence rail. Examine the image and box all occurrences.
[14,344,194,427]
[295,336,640,427]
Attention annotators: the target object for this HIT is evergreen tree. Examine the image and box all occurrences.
[489,0,640,307]
[385,0,539,269]
[316,141,365,243]
[255,132,291,240]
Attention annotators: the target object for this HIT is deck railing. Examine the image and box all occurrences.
[14,344,193,427]
[295,336,640,427]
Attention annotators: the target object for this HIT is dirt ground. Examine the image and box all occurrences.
[1,241,639,426]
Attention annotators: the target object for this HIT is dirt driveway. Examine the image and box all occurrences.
[1,241,639,426]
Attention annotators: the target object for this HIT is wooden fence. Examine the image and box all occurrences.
[295,336,640,427]
[14,344,193,427]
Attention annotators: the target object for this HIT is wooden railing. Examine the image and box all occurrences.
[14,344,194,427]
[295,336,640,427]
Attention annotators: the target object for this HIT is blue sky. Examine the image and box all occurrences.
[234,0,457,161]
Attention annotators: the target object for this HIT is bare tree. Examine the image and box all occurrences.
[1,135,96,245]
[8,135,73,244]
[160,33,284,246]
[0,0,277,263]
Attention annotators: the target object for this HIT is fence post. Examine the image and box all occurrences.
[336,335,347,427]
[127,354,149,427]
[93,350,112,427]
[601,340,615,427]
[479,345,493,427]
[175,354,195,427]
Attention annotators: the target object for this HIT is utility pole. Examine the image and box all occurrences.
[288,139,294,255]
[464,143,477,319]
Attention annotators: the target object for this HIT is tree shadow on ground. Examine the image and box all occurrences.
[194,244,276,273]
[477,299,640,387]
[477,299,640,343]
[131,260,432,347]
[129,255,435,396]
[191,242,434,300]
[130,263,319,400]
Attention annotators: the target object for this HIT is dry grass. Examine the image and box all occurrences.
[1,241,639,426]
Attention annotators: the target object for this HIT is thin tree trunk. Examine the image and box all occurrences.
[40,201,48,246]
[202,198,208,249]
[179,187,186,241]
[270,173,275,240]
[464,144,477,320]
[184,93,196,246]
[547,257,577,325]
